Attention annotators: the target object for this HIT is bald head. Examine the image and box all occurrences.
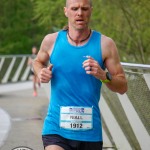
[66,0,92,7]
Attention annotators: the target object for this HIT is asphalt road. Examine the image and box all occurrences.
[0,82,49,150]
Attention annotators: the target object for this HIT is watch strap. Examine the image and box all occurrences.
[100,79,110,83]
[100,72,112,83]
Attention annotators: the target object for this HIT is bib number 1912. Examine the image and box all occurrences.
[70,123,82,128]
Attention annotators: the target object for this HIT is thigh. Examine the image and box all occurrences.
[45,145,64,150]
[42,134,71,150]
[79,141,103,150]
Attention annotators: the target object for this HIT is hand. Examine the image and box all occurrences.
[82,56,106,80]
[39,64,53,83]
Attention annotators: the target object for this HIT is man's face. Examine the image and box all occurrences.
[32,47,37,54]
[64,0,92,30]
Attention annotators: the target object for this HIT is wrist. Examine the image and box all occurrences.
[37,68,42,79]
[100,71,112,83]
[99,71,107,80]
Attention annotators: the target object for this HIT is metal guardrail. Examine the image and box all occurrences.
[0,55,31,84]
[0,55,150,149]
[0,55,150,84]
[121,62,150,70]
[101,64,150,149]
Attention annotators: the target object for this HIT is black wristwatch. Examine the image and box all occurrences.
[100,72,112,83]
[106,72,112,81]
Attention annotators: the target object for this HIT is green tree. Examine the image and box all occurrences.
[33,0,67,31]
[32,0,150,63]
[1,0,149,63]
[91,0,150,63]
[0,0,45,54]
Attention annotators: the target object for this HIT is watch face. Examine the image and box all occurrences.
[106,72,112,81]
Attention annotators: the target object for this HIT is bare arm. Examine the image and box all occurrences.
[83,35,127,94]
[33,33,58,83]
[102,35,127,94]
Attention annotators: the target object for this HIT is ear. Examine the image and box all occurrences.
[64,7,68,17]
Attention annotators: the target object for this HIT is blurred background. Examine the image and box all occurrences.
[0,0,149,64]
[0,0,150,150]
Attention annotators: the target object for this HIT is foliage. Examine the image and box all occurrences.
[32,0,150,63]
[92,0,150,63]
[0,0,149,63]
[33,0,67,31]
[0,0,46,54]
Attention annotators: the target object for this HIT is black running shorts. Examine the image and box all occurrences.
[42,134,103,150]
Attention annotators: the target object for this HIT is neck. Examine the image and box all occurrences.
[67,29,91,45]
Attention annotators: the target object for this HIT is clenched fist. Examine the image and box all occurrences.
[82,56,106,80]
[39,64,53,83]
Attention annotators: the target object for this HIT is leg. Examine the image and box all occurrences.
[33,75,37,96]
[42,134,72,150]
[79,141,103,150]
[36,76,41,87]
[45,145,64,150]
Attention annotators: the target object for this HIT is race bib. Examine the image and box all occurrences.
[60,106,93,130]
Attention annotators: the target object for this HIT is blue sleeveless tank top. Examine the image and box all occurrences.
[42,30,105,142]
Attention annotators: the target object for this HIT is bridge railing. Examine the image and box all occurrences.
[100,63,150,149]
[0,55,31,84]
[0,55,150,150]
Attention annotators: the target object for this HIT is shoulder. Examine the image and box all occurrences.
[101,34,116,50]
[42,32,59,46]
[40,32,59,55]
[101,34,118,61]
